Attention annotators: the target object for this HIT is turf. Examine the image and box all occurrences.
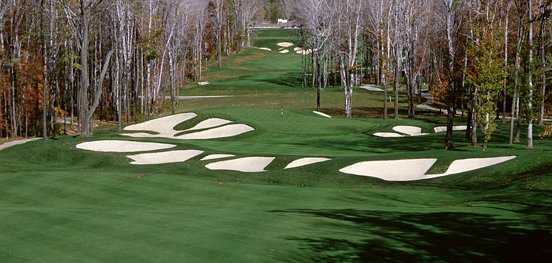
[1,29,551,262]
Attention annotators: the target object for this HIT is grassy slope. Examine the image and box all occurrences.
[0,29,551,262]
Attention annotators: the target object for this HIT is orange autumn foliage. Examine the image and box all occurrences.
[431,72,449,106]
[19,52,45,121]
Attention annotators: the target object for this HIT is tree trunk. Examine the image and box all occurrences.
[41,4,48,139]
[394,63,399,119]
[502,3,511,123]
[538,0,547,126]
[528,0,534,149]
[510,14,524,145]
[315,52,321,111]
[79,10,90,136]
[380,29,388,119]
[444,1,456,150]
[471,87,478,145]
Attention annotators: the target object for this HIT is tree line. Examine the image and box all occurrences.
[0,0,261,137]
[296,0,551,149]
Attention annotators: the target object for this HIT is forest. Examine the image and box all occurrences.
[296,0,551,149]
[0,0,262,137]
[1,0,551,150]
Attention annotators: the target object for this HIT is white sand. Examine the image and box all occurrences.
[205,157,275,172]
[76,140,176,153]
[313,111,332,119]
[185,118,233,132]
[297,49,312,55]
[127,150,203,165]
[122,113,253,140]
[411,133,430,137]
[285,157,331,169]
[201,154,236,161]
[373,132,405,138]
[255,47,272,51]
[427,156,517,178]
[373,126,429,137]
[124,113,197,137]
[279,49,290,54]
[341,156,516,181]
[175,124,254,140]
[359,84,384,92]
[416,104,465,116]
[393,126,423,136]
[434,126,468,133]
[294,47,303,52]
[198,82,210,86]
[277,42,294,48]
[417,104,443,112]
[340,159,438,181]
[0,138,41,151]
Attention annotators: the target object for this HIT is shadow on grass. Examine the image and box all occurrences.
[260,72,304,88]
[306,133,468,153]
[272,208,552,262]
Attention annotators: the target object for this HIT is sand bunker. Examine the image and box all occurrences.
[279,49,290,54]
[373,132,405,138]
[417,104,443,112]
[185,118,232,132]
[201,154,236,161]
[427,156,517,178]
[359,85,384,92]
[205,157,275,173]
[297,50,312,55]
[294,47,316,55]
[124,113,197,137]
[285,157,331,169]
[340,159,438,181]
[255,47,272,51]
[76,140,176,153]
[416,104,465,116]
[0,138,41,151]
[373,126,429,138]
[393,126,427,136]
[175,124,254,140]
[313,111,332,119]
[198,82,210,86]
[434,126,468,133]
[277,42,294,48]
[127,150,203,165]
[340,156,516,181]
[122,113,254,140]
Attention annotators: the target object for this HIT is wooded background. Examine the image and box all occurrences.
[295,0,551,149]
[0,0,550,150]
[0,0,263,137]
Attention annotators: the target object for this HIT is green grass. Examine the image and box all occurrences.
[1,29,551,262]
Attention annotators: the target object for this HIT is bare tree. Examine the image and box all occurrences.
[64,0,114,136]
[296,0,334,111]
[336,0,363,118]
[528,0,534,148]
[442,0,464,150]
[510,3,524,145]
[538,0,548,125]
[213,0,225,68]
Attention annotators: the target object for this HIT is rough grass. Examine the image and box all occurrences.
[0,29,551,262]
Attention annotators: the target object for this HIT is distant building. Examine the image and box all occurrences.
[277,19,288,24]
